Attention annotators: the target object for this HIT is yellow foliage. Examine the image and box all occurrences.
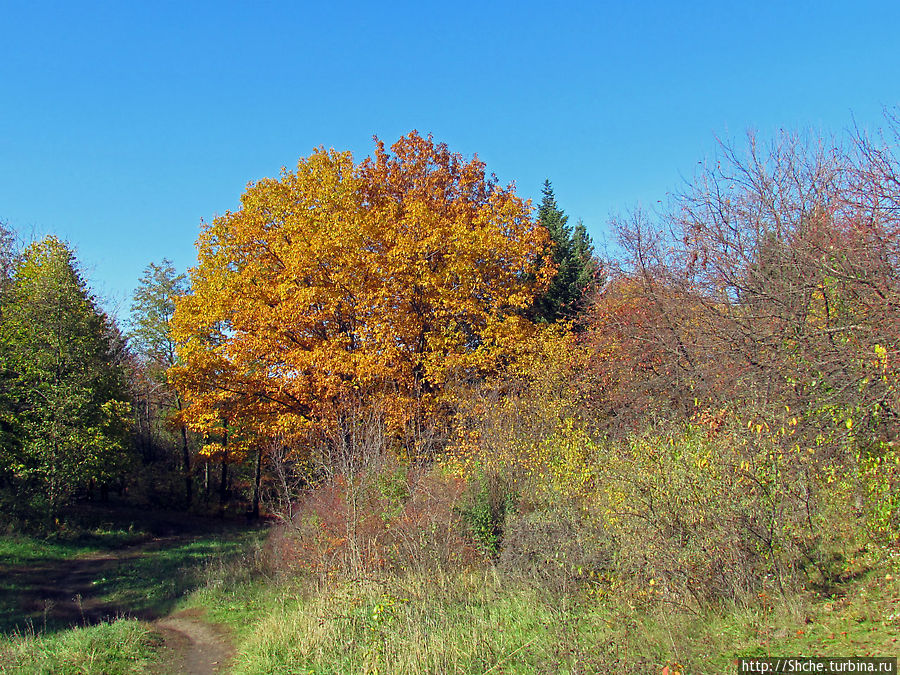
[446,325,599,504]
[171,132,552,456]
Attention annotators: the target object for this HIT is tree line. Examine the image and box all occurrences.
[4,112,899,604]
[0,132,598,529]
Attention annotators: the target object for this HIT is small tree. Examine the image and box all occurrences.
[129,259,195,507]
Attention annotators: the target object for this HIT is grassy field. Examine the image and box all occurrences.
[179,545,900,674]
[2,508,897,674]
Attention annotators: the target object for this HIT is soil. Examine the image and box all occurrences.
[153,608,234,675]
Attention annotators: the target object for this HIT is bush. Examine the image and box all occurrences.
[385,467,475,574]
[500,504,612,593]
[456,473,517,558]
[264,454,475,581]
[859,443,900,543]
[594,416,870,608]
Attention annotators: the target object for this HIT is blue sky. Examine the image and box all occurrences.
[1,1,898,319]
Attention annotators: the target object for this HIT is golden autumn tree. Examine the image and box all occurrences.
[170,132,552,465]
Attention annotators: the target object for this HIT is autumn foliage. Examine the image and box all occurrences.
[170,132,552,462]
[440,121,900,609]
[587,129,900,445]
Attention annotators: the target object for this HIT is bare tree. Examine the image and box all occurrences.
[590,118,900,445]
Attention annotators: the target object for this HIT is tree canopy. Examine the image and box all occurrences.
[130,259,188,370]
[0,236,131,518]
[171,132,553,459]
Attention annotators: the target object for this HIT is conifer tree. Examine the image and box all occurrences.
[532,180,599,322]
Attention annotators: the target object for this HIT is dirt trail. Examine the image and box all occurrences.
[153,608,234,675]
[9,537,175,628]
[2,518,250,674]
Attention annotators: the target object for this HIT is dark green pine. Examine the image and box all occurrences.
[532,180,599,323]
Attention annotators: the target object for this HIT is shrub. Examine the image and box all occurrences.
[456,473,517,558]
[264,455,475,581]
[384,467,475,573]
[858,443,900,543]
[500,503,612,593]
[594,415,870,608]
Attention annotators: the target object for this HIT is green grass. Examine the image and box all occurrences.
[184,570,607,674]
[183,571,667,673]
[0,619,158,675]
[0,521,265,632]
[87,530,263,617]
[0,528,149,633]
[0,517,266,673]
[178,547,900,675]
[0,530,144,568]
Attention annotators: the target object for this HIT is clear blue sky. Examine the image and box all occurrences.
[2,0,898,319]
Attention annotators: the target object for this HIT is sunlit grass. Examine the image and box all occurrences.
[0,619,158,675]
[181,550,900,675]
[0,532,132,568]
[90,531,264,616]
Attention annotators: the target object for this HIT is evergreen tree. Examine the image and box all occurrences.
[2,237,132,520]
[532,180,599,322]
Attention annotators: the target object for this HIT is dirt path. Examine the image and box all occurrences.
[153,608,234,675]
[8,537,170,628]
[1,521,252,674]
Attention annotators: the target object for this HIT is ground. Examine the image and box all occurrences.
[0,504,263,674]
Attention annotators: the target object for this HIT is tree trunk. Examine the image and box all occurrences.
[176,396,192,509]
[144,389,153,462]
[218,459,228,517]
[218,422,228,517]
[181,424,192,509]
[251,447,262,519]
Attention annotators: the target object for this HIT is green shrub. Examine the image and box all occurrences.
[457,473,517,558]
[593,416,872,608]
[375,464,410,522]
[859,443,900,543]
